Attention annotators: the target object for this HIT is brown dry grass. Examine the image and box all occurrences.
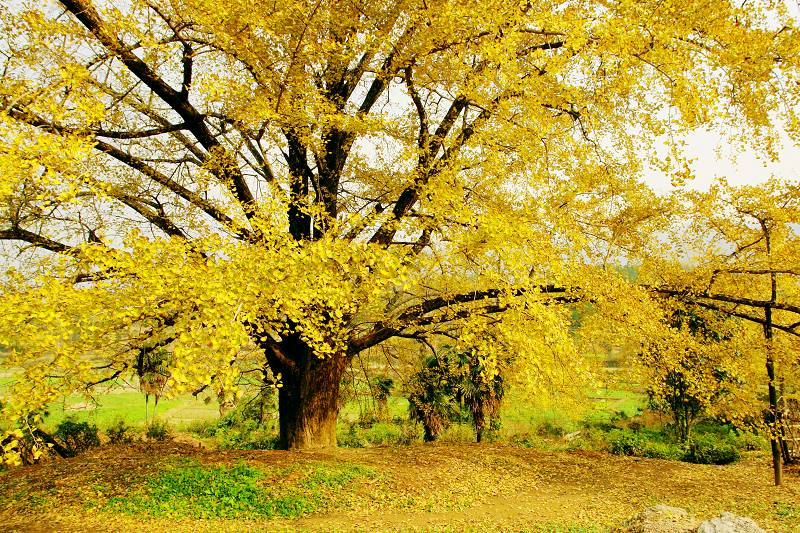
[1,442,798,532]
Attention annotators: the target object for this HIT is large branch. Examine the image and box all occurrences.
[688,299,800,337]
[93,141,248,238]
[6,105,246,239]
[656,287,800,315]
[59,0,256,211]
[396,285,568,322]
[0,227,75,255]
[106,190,187,239]
[89,80,207,162]
[313,25,415,229]
[93,123,188,139]
[367,91,508,246]
[349,285,574,353]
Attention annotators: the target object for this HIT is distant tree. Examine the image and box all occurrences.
[642,308,740,442]
[407,356,456,442]
[649,180,800,485]
[448,350,505,443]
[372,376,394,420]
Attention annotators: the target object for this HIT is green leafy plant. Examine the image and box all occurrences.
[684,434,740,465]
[407,347,505,443]
[106,419,137,444]
[108,462,373,519]
[54,419,100,456]
[145,419,172,441]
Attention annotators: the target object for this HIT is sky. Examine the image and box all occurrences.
[648,0,800,193]
[645,125,799,194]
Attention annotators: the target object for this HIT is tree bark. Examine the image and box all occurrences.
[764,306,783,486]
[760,224,783,486]
[266,336,348,450]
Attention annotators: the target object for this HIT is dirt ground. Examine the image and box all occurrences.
[1,442,798,532]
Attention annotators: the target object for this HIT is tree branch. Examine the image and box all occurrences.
[59,0,256,211]
[0,227,75,255]
[655,287,800,315]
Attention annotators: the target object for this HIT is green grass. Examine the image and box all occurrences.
[107,461,375,519]
[583,389,644,422]
[499,387,644,437]
[39,386,220,431]
[338,395,410,422]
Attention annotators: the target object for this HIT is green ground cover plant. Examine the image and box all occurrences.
[107,461,375,520]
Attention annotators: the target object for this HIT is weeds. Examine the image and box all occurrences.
[106,419,137,444]
[145,419,172,441]
[107,462,374,519]
[54,419,100,456]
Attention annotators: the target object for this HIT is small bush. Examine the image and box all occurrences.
[214,424,279,450]
[607,428,684,460]
[565,429,608,453]
[733,431,767,452]
[510,432,547,449]
[146,419,172,441]
[684,434,740,465]
[54,419,100,456]
[186,418,216,436]
[608,430,643,456]
[106,419,136,444]
[536,420,567,438]
[639,439,682,460]
[338,420,418,448]
[189,395,280,450]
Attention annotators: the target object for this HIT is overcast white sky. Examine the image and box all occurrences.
[645,125,799,193]
[643,0,800,193]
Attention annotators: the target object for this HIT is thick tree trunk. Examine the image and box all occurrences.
[266,336,348,450]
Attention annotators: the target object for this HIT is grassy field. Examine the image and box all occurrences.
[41,389,222,430]
[1,442,798,532]
[0,375,223,431]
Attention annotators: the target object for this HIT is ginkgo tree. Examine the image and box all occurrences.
[0,0,798,456]
[647,179,800,485]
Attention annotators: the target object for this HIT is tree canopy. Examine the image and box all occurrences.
[1,0,799,458]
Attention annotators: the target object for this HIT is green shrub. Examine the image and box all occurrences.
[106,419,137,444]
[536,420,567,438]
[145,419,172,441]
[564,429,608,453]
[214,423,279,450]
[186,418,216,436]
[608,429,643,456]
[189,394,280,450]
[338,420,418,448]
[54,419,100,456]
[639,439,682,460]
[510,432,547,449]
[683,434,740,465]
[606,428,685,460]
[733,431,767,451]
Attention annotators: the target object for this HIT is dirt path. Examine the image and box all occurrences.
[1,443,798,532]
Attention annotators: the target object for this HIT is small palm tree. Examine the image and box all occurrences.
[449,350,505,443]
[136,346,170,422]
[373,376,394,420]
[407,357,456,442]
